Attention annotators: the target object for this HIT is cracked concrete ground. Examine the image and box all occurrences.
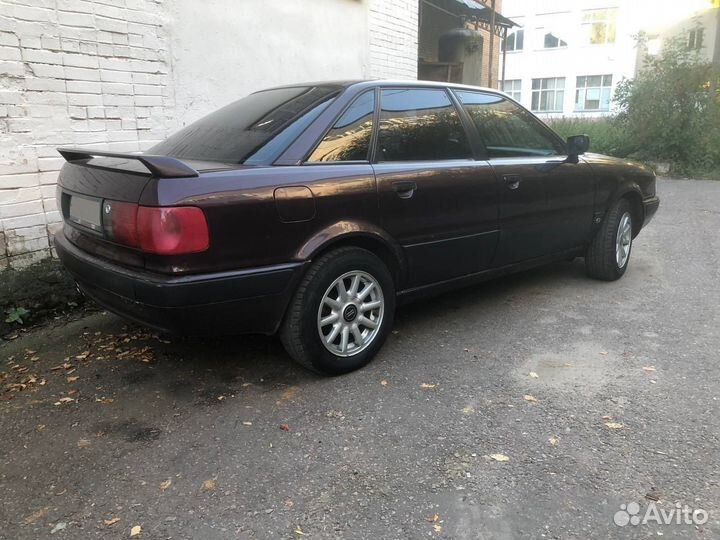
[1,178,719,539]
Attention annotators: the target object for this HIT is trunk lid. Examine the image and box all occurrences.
[56,149,234,269]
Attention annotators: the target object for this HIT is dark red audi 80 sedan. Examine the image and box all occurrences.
[55,80,659,374]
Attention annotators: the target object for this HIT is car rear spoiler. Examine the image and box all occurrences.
[57,148,199,178]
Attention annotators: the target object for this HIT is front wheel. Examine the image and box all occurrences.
[585,198,633,281]
[280,247,395,375]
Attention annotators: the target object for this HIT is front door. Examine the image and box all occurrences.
[373,87,500,287]
[453,90,596,266]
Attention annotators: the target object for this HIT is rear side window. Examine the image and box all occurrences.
[454,91,564,158]
[307,90,375,162]
[377,88,472,162]
[149,86,339,163]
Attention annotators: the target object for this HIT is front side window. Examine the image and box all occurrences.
[582,9,617,45]
[455,91,564,158]
[150,86,339,163]
[575,75,613,111]
[531,77,565,113]
[307,90,375,162]
[502,80,522,102]
[377,88,472,162]
[503,29,525,52]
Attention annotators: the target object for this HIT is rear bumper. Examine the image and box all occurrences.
[643,196,660,227]
[55,231,306,335]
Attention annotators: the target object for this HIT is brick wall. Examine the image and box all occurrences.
[0,0,420,270]
[368,0,419,79]
[0,0,174,270]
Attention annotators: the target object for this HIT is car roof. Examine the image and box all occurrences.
[260,79,507,96]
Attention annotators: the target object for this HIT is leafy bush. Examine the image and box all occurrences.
[547,117,633,157]
[614,37,720,176]
[549,37,720,177]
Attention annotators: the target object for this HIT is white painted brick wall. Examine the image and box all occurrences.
[368,0,419,79]
[1,0,420,270]
[0,0,172,270]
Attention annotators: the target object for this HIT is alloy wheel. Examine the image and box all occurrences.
[615,212,632,268]
[317,270,384,357]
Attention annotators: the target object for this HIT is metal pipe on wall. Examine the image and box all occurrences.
[487,0,496,88]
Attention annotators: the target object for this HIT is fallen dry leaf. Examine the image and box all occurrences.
[130,524,142,536]
[202,479,216,491]
[77,438,91,449]
[160,479,172,491]
[425,514,440,523]
[67,376,79,383]
[433,524,442,532]
[279,423,290,432]
[489,453,510,462]
[23,506,50,525]
[549,436,559,446]
[604,422,624,429]
[528,372,539,379]
[523,394,538,403]
[420,383,436,389]
[104,517,120,527]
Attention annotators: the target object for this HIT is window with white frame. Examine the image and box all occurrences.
[531,77,565,112]
[688,27,704,50]
[539,28,568,48]
[575,75,613,111]
[582,8,617,45]
[503,80,522,101]
[503,29,524,52]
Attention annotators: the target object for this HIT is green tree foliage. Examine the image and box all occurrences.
[614,36,720,174]
[550,36,720,177]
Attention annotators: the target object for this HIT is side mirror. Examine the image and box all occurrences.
[567,134,590,159]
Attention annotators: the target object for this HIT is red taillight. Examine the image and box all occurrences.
[104,202,209,255]
[105,201,139,247]
[137,206,209,255]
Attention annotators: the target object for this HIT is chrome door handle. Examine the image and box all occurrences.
[503,174,522,190]
[392,181,417,199]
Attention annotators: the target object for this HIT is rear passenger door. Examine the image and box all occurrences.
[453,91,596,266]
[372,87,500,288]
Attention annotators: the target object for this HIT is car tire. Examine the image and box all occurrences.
[280,247,395,375]
[585,198,634,281]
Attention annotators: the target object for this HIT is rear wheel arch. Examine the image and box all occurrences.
[296,223,406,287]
[309,234,404,288]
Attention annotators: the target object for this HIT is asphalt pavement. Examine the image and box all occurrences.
[1,178,719,539]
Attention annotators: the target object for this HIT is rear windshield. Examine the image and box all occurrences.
[149,86,340,163]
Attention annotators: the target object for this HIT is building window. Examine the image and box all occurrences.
[539,29,567,48]
[531,77,565,113]
[688,28,704,50]
[582,9,617,45]
[503,80,522,101]
[575,75,613,111]
[503,29,524,52]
